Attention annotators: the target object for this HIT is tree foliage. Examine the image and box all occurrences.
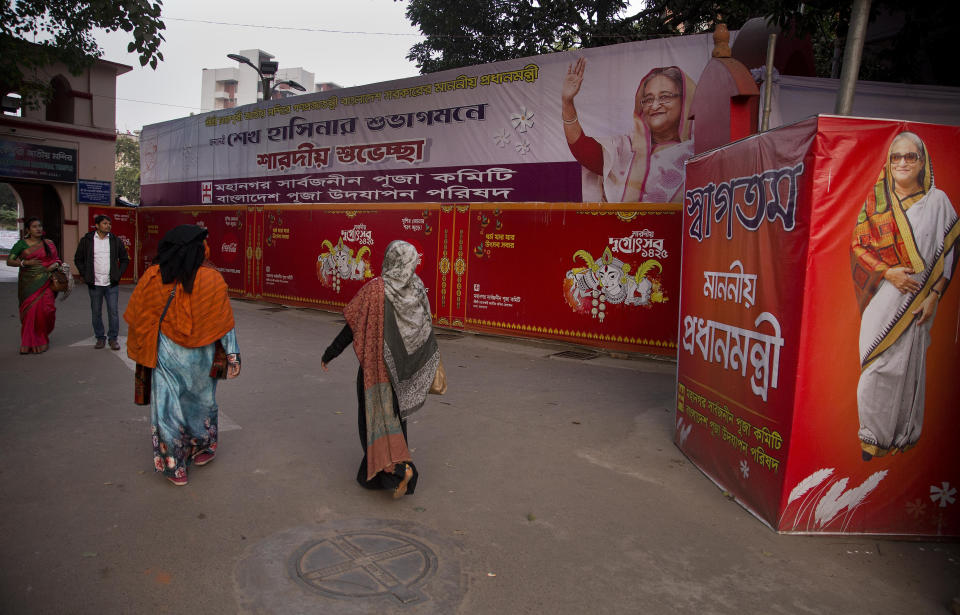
[0,184,19,230]
[399,0,959,87]
[115,133,141,203]
[0,1,166,108]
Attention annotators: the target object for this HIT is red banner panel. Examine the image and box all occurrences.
[464,203,681,354]
[135,206,249,294]
[678,116,960,535]
[85,206,136,283]
[258,205,441,312]
[132,202,682,355]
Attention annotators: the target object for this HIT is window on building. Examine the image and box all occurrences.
[45,76,74,123]
[2,92,22,117]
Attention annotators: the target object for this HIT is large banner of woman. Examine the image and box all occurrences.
[677,116,960,534]
[140,35,719,206]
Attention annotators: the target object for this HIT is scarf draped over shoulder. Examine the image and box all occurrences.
[343,240,439,480]
[124,264,235,367]
[851,143,960,367]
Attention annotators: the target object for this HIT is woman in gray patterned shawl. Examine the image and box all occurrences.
[322,241,440,497]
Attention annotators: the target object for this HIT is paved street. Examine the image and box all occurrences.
[0,278,957,614]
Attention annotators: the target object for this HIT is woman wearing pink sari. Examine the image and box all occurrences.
[6,218,62,354]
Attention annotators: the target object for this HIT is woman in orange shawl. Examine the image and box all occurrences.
[561,59,696,203]
[125,225,241,486]
[851,132,959,460]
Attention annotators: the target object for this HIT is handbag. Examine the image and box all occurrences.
[209,340,228,379]
[429,358,447,395]
[134,363,152,406]
[50,267,69,293]
[134,289,176,406]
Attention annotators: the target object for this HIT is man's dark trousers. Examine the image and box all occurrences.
[89,284,119,342]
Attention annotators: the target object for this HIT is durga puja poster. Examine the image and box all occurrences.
[258,205,438,310]
[462,203,681,354]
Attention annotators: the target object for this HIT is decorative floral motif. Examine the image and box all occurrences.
[493,129,511,148]
[675,418,691,446]
[510,107,535,133]
[905,498,927,519]
[786,468,887,531]
[515,141,531,155]
[739,460,750,479]
[930,482,957,508]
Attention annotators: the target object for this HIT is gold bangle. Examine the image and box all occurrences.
[931,288,942,298]
[562,115,578,125]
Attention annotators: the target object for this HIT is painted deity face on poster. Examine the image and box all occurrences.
[316,238,372,292]
[563,247,665,322]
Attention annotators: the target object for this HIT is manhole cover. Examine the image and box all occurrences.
[235,520,466,614]
[551,349,599,360]
[290,530,436,604]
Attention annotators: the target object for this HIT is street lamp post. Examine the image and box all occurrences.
[227,53,306,101]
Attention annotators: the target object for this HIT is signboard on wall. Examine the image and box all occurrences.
[141,34,722,206]
[78,179,112,205]
[0,140,77,183]
[677,115,960,535]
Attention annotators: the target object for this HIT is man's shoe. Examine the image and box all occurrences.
[94,339,105,349]
[109,339,120,351]
[193,451,215,466]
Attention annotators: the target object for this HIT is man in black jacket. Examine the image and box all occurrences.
[74,215,130,350]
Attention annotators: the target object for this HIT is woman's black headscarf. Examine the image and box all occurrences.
[155,225,208,293]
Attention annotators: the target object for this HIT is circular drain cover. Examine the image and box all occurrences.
[236,519,465,614]
[291,530,436,603]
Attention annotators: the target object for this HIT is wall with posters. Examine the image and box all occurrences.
[140,34,723,207]
[119,202,680,356]
[677,115,960,535]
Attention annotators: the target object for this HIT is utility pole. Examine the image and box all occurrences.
[834,0,872,115]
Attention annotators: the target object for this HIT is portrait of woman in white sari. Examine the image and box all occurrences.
[561,59,696,204]
[851,131,960,460]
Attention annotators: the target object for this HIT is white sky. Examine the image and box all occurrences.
[96,0,426,133]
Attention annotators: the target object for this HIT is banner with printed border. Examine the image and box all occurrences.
[258,205,441,313]
[465,203,680,353]
[141,34,721,206]
[133,202,681,356]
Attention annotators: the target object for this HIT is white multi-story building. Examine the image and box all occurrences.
[200,49,336,112]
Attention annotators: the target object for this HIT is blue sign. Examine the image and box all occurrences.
[78,179,112,205]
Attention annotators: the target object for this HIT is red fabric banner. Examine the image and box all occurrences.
[678,116,960,534]
[132,202,682,356]
[86,206,136,283]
